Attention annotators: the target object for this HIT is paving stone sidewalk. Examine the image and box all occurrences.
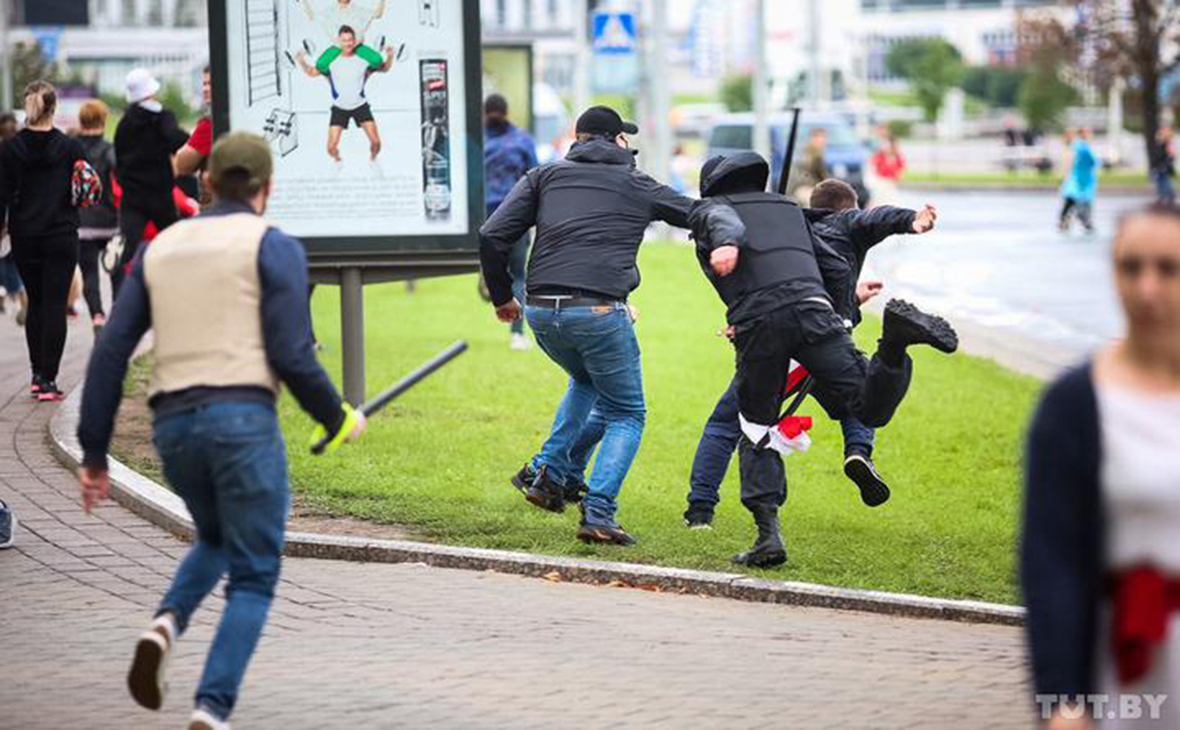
[0,317,1033,729]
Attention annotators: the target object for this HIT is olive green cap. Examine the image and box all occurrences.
[208,131,273,188]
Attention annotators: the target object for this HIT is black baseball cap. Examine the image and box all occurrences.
[575,105,638,137]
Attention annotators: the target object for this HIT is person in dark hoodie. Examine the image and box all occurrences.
[480,105,746,546]
[682,178,939,528]
[483,93,538,350]
[76,99,119,335]
[0,81,92,402]
[112,68,190,296]
[686,152,958,567]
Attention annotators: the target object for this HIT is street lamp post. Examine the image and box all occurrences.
[752,0,770,162]
[0,0,12,112]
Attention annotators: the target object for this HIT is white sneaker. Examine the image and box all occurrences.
[127,613,176,710]
[510,333,531,351]
[189,707,231,730]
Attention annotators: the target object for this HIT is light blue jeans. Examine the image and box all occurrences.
[152,401,289,721]
[526,302,645,527]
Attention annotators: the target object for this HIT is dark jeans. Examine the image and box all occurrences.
[152,402,289,722]
[686,380,876,508]
[487,202,530,335]
[12,232,79,381]
[114,196,178,296]
[1153,169,1176,205]
[0,252,23,295]
[509,236,529,335]
[733,302,911,513]
[78,236,109,318]
[526,303,645,526]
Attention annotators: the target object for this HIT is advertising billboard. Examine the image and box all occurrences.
[208,0,483,262]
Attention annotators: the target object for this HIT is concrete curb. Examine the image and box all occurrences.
[51,385,1025,627]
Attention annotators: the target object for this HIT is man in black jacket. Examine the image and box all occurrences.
[481,105,745,546]
[682,178,940,527]
[688,152,957,567]
[112,68,190,296]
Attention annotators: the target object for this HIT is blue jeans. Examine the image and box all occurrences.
[526,303,645,526]
[686,380,875,507]
[1154,169,1176,205]
[152,402,289,721]
[0,253,23,295]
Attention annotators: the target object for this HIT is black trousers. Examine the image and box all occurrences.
[733,302,912,512]
[12,232,79,382]
[113,196,178,297]
[78,236,109,318]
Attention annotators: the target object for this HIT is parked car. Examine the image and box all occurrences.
[706,111,870,203]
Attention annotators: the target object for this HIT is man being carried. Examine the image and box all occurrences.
[688,153,958,568]
[481,106,744,546]
[683,177,940,528]
[295,25,395,164]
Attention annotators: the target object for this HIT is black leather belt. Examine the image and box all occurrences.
[526,295,621,309]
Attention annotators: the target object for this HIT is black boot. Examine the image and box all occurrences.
[732,508,786,568]
[881,299,958,355]
[524,466,566,514]
[683,501,715,529]
[562,479,588,504]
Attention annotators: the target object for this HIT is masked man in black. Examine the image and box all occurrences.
[688,152,958,568]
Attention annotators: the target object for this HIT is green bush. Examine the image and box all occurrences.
[719,74,752,112]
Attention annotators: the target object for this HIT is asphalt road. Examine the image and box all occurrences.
[864,189,1151,377]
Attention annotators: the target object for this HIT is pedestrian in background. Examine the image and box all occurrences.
[1023,203,1180,730]
[1152,124,1176,206]
[0,81,97,402]
[175,65,214,206]
[1060,128,1099,234]
[0,111,26,326]
[1057,129,1077,231]
[112,68,190,296]
[483,93,538,351]
[77,132,365,730]
[76,99,119,335]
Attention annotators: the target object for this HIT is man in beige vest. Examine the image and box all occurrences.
[76,132,365,730]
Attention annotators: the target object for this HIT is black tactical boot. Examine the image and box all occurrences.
[843,452,890,507]
[576,521,636,546]
[732,508,787,568]
[881,299,958,354]
[524,466,566,514]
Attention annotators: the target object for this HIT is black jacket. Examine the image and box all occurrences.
[691,152,850,325]
[480,139,704,305]
[0,128,85,238]
[1021,362,1103,702]
[77,133,118,233]
[114,104,189,207]
[805,205,917,325]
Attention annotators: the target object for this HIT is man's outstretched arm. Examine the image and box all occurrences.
[689,199,747,277]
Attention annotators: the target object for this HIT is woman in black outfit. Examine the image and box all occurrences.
[0,81,88,401]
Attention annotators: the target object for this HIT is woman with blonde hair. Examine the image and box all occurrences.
[0,81,95,401]
[1023,203,1180,728]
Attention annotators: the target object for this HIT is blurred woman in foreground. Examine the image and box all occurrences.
[1023,203,1180,728]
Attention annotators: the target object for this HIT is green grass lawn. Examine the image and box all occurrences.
[903,169,1151,189]
[281,242,1040,605]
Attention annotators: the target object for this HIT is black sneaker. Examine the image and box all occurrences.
[524,466,565,513]
[683,502,714,529]
[882,299,958,354]
[0,499,15,549]
[29,375,44,399]
[576,522,636,546]
[510,463,537,494]
[844,453,890,507]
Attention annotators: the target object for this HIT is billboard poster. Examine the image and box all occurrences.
[211,0,482,256]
